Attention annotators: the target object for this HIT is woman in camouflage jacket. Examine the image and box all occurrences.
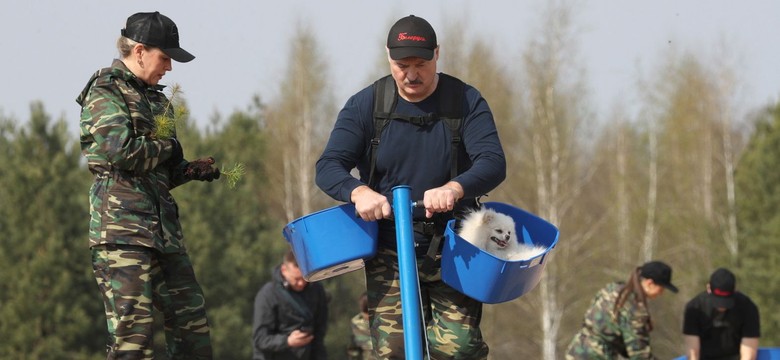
[565,261,679,360]
[76,12,219,360]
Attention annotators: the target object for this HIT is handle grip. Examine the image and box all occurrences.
[354,200,424,218]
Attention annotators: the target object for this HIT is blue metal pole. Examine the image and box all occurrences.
[392,185,423,359]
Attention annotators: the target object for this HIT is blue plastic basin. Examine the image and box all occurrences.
[673,348,780,360]
[282,203,378,281]
[441,202,559,304]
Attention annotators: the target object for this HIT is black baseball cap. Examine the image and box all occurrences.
[709,268,736,309]
[387,15,437,60]
[121,11,195,63]
[640,261,679,293]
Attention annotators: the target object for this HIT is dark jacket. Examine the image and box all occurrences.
[252,266,328,360]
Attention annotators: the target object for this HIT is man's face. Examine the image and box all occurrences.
[281,263,307,292]
[388,48,439,102]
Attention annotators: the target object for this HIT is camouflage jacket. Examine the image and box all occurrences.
[76,59,189,253]
[567,282,656,360]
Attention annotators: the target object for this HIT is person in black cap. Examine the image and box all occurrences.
[316,14,506,359]
[76,11,218,359]
[565,261,678,359]
[683,268,760,360]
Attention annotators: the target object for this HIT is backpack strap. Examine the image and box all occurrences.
[436,74,466,179]
[368,75,397,189]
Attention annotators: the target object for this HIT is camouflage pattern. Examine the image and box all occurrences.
[92,244,212,359]
[565,282,656,360]
[347,313,375,359]
[79,60,212,359]
[77,59,189,253]
[365,247,489,359]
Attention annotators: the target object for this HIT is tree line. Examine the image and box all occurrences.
[1,4,778,359]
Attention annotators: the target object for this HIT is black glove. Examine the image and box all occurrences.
[167,138,184,165]
[184,157,221,182]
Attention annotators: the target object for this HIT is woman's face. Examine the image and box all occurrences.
[136,46,172,85]
[642,279,666,299]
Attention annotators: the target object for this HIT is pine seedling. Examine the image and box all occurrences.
[152,84,185,140]
[221,162,246,189]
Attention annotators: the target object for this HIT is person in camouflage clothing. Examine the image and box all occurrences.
[316,15,506,360]
[347,293,374,360]
[566,261,679,360]
[76,11,220,360]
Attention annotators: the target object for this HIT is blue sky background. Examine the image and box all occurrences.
[1,0,778,131]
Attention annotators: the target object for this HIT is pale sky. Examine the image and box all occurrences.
[1,0,779,132]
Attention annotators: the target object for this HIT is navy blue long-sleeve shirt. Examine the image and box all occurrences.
[316,73,506,220]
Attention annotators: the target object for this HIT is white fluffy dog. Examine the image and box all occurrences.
[457,207,547,261]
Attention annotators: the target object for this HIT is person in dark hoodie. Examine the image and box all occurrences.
[253,249,329,360]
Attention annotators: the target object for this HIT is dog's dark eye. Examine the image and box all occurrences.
[495,229,503,234]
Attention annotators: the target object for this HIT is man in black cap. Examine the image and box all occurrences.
[683,268,760,360]
[316,14,506,359]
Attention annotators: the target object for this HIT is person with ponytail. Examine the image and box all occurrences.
[565,261,679,359]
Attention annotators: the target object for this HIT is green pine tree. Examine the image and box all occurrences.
[0,102,103,359]
[735,101,780,346]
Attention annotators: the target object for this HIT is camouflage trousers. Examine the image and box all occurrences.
[91,244,212,360]
[365,247,489,360]
[565,331,620,360]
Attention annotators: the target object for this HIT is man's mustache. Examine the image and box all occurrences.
[405,79,423,85]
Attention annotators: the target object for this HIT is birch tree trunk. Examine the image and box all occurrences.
[523,2,588,358]
[616,124,630,263]
[642,126,658,262]
[713,52,741,262]
[264,25,333,221]
[295,66,313,216]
